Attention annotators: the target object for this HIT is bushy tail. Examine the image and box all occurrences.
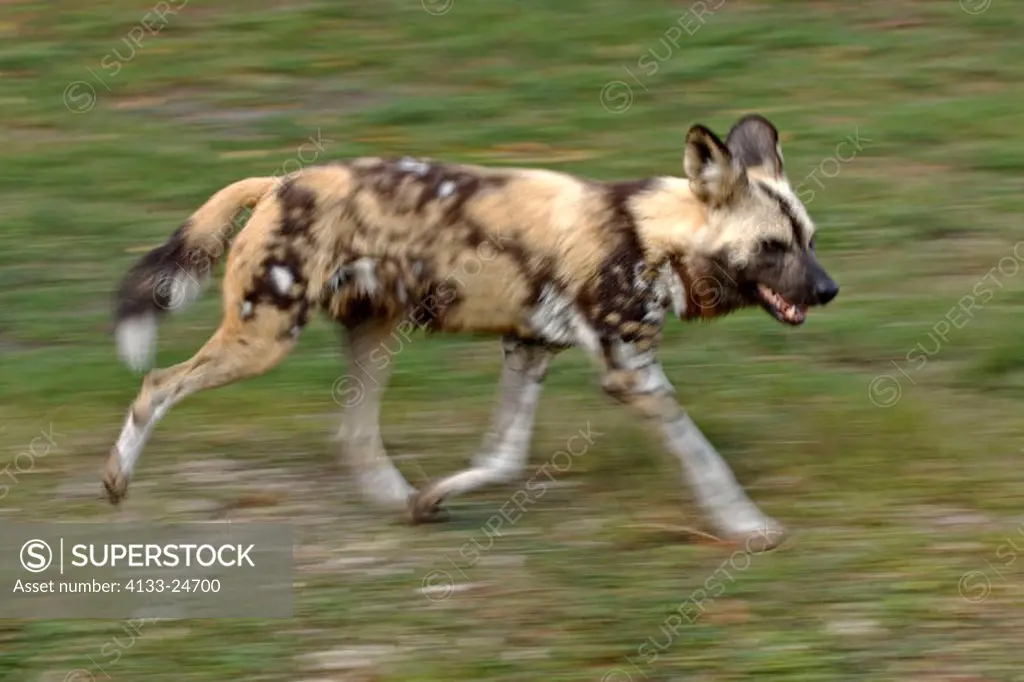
[114,177,277,371]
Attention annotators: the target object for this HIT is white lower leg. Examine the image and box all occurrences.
[600,341,782,545]
[105,331,297,505]
[338,322,415,509]
[662,414,781,539]
[342,422,415,508]
[431,380,543,500]
[112,400,171,485]
[416,342,549,505]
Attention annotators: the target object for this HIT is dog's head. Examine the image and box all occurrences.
[680,114,838,326]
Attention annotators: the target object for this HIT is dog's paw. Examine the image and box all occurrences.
[102,454,129,505]
[407,484,451,524]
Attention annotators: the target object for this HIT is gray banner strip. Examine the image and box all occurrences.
[2,523,294,619]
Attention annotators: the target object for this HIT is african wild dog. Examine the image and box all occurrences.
[105,114,838,551]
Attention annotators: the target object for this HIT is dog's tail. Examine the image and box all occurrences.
[114,176,278,372]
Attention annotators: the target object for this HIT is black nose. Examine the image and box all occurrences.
[815,278,839,305]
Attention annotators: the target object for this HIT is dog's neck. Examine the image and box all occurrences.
[616,176,744,321]
[624,176,707,266]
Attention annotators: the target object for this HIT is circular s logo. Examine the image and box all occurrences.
[600,80,633,114]
[332,375,365,408]
[64,670,96,682]
[420,569,456,602]
[422,0,454,16]
[62,81,97,114]
[958,570,992,604]
[20,539,53,572]
[959,0,991,14]
[868,375,901,408]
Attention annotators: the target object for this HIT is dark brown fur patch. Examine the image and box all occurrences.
[440,174,509,226]
[674,254,746,321]
[338,297,381,329]
[245,253,306,312]
[607,178,654,211]
[358,160,402,202]
[277,179,318,237]
[411,276,461,332]
[579,179,659,343]
[319,253,457,333]
[413,165,450,213]
[353,159,511,225]
[756,181,806,246]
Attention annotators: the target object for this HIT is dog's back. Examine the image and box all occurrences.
[221,157,651,345]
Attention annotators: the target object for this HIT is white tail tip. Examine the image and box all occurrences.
[116,313,157,372]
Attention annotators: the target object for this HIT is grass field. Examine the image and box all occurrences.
[2,0,1024,679]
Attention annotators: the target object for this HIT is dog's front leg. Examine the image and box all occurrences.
[599,340,785,551]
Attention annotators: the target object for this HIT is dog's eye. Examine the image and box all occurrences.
[809,237,816,251]
[760,239,787,254]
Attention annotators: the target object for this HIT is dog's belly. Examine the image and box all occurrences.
[427,258,557,340]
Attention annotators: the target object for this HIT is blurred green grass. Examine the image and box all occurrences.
[2,0,1024,680]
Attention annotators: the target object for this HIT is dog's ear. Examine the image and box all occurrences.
[725,114,784,178]
[684,124,745,205]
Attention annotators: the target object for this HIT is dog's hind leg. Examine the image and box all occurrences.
[335,318,416,510]
[102,310,298,505]
[598,340,785,552]
[409,338,553,523]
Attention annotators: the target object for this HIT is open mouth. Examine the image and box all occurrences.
[756,284,807,326]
